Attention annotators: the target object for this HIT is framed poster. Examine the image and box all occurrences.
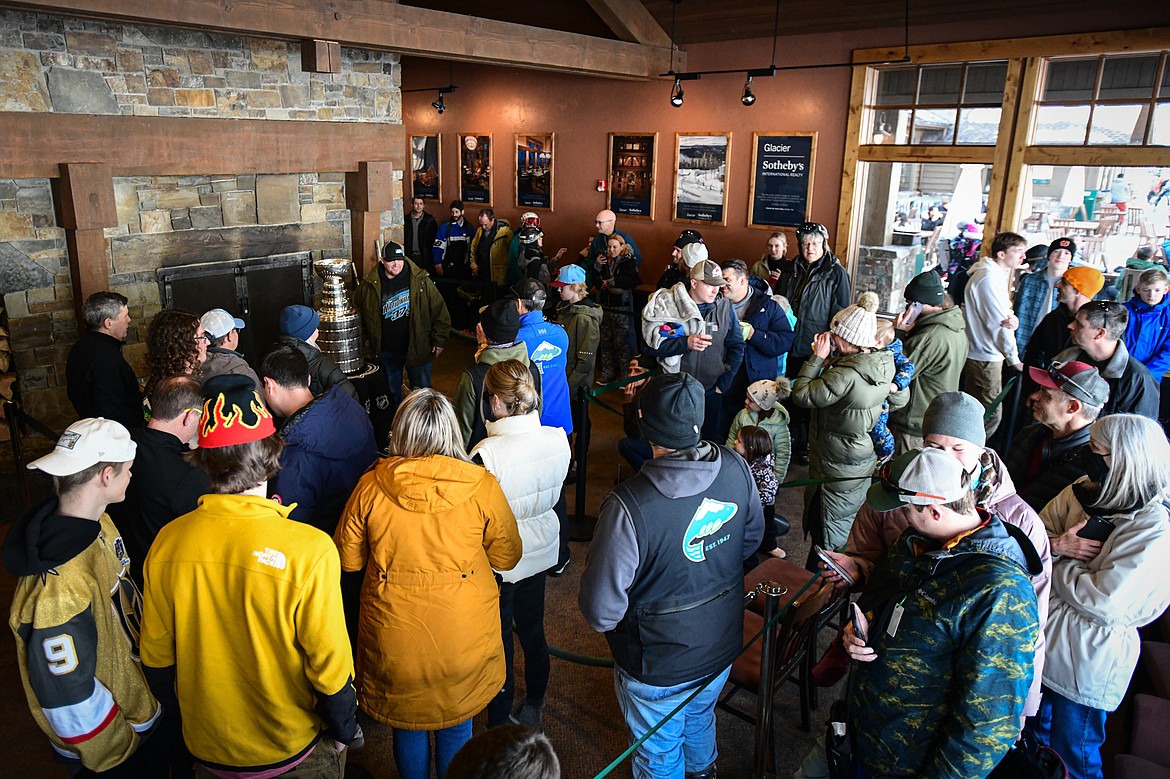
[672,132,731,225]
[410,134,441,201]
[607,133,657,219]
[459,133,492,205]
[515,132,554,210]
[748,132,817,229]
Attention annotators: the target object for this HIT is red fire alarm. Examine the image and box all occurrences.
[596,179,607,192]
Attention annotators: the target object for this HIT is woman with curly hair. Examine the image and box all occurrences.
[144,309,207,399]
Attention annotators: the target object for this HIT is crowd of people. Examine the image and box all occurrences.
[7,203,1170,779]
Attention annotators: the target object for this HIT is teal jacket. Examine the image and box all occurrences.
[851,513,1040,779]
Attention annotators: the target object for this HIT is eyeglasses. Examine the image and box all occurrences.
[182,407,204,416]
[194,334,210,343]
[878,461,946,502]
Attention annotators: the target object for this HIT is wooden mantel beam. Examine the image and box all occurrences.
[3,0,682,80]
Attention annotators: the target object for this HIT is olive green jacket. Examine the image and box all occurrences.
[356,259,451,368]
[889,305,968,437]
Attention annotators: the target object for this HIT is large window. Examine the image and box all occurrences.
[1034,52,1170,146]
[869,61,1007,145]
[840,29,1170,288]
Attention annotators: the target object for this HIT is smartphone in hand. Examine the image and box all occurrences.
[851,602,868,645]
[902,301,924,328]
[815,545,856,587]
[1076,516,1115,542]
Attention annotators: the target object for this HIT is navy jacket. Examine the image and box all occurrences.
[270,385,379,534]
[738,281,795,382]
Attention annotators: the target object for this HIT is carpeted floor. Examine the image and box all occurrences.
[0,334,841,779]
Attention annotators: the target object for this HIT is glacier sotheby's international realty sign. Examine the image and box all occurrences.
[748,132,816,229]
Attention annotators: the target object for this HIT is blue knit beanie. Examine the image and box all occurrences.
[279,305,320,342]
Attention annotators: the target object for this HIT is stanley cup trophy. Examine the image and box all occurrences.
[311,258,365,375]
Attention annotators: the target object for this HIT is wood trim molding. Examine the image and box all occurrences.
[0,112,405,178]
[7,0,679,79]
[1022,146,1170,167]
[855,26,1170,65]
[835,64,869,275]
[856,144,997,163]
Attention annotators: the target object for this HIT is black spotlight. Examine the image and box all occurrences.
[432,93,445,114]
[741,76,756,107]
[670,78,684,108]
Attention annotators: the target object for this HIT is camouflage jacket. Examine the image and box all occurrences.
[850,512,1041,778]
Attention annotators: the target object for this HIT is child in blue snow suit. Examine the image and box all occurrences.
[869,318,915,462]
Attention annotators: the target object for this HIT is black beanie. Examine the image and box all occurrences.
[637,373,704,449]
[1049,237,1076,258]
[480,299,520,344]
[904,270,945,305]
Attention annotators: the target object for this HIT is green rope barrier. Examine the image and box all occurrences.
[590,572,821,779]
[583,394,625,418]
[548,646,614,668]
[984,374,1019,422]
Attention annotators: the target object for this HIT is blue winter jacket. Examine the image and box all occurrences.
[739,278,795,382]
[518,310,574,434]
[270,385,379,533]
[1124,294,1170,382]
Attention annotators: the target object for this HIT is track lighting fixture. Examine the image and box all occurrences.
[741,76,756,106]
[670,78,684,108]
[432,93,445,114]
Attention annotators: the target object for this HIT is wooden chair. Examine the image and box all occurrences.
[719,558,834,774]
[1095,217,1119,236]
[1127,206,1147,235]
[1078,234,1107,268]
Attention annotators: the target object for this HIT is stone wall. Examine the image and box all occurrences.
[854,244,923,314]
[0,10,401,121]
[0,10,403,428]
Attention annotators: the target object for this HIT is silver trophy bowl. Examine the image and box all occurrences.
[312,259,365,375]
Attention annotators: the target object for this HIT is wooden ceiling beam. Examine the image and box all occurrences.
[585,0,672,48]
[4,0,679,79]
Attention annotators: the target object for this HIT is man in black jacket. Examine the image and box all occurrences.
[403,196,438,267]
[1005,361,1107,512]
[106,375,209,587]
[65,291,143,428]
[1055,300,1159,419]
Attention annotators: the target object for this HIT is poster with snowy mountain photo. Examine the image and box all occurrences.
[672,133,731,225]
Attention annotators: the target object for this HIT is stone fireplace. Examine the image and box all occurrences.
[0,9,403,428]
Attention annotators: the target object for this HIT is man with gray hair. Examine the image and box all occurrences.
[65,291,143,428]
[1057,300,1159,419]
[1006,360,1109,512]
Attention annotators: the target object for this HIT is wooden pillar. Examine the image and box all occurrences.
[54,163,117,327]
[346,161,394,277]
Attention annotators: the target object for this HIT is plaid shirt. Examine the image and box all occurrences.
[1013,263,1060,355]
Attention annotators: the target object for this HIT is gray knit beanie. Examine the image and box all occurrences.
[921,391,986,447]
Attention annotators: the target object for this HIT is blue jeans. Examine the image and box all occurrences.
[379,351,433,409]
[392,720,472,779]
[1028,685,1107,779]
[613,665,731,779]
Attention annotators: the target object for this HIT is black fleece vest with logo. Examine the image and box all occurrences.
[606,445,751,686]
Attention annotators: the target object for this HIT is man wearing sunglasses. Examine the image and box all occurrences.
[1056,300,1159,420]
[841,447,1041,779]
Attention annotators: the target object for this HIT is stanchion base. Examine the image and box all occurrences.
[568,514,597,542]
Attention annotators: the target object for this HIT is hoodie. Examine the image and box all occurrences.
[270,384,379,534]
[4,501,161,772]
[1123,293,1170,381]
[889,305,968,437]
[579,442,765,685]
[963,257,1021,365]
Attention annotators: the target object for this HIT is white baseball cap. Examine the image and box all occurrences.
[29,418,136,476]
[199,309,246,338]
